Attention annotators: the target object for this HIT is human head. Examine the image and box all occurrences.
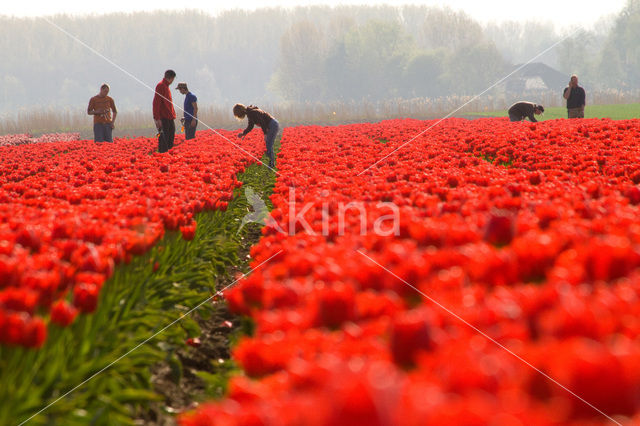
[233,103,247,119]
[164,69,176,84]
[176,82,189,94]
[570,75,578,86]
[534,105,544,115]
[99,84,109,96]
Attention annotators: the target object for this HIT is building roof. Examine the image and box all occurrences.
[506,62,568,92]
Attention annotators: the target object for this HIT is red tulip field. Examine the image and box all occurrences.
[2,117,640,425]
[0,131,260,347]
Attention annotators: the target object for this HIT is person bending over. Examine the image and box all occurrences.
[234,104,279,168]
[508,102,544,122]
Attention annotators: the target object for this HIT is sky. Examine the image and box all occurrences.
[3,0,628,28]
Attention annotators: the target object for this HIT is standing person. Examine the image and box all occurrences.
[87,84,117,142]
[233,104,279,168]
[176,82,198,140]
[153,69,177,153]
[508,102,544,122]
[563,74,586,119]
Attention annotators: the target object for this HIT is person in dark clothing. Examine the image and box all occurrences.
[153,69,177,153]
[176,82,198,140]
[563,75,586,118]
[508,102,544,122]
[234,104,279,168]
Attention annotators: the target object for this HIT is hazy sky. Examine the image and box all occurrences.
[4,0,627,28]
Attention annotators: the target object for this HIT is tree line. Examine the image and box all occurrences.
[0,1,638,116]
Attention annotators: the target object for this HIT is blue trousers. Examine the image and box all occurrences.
[185,119,197,140]
[265,119,279,166]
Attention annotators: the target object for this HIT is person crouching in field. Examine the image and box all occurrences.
[233,104,279,168]
[508,102,544,122]
[87,84,117,142]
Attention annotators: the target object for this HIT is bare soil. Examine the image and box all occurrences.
[135,225,262,425]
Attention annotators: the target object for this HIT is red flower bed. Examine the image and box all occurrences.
[0,130,263,347]
[182,118,640,425]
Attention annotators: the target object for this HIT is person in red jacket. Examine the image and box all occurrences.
[153,69,177,153]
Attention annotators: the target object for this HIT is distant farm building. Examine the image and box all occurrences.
[505,62,567,93]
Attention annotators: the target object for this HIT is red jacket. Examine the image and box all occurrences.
[153,79,176,120]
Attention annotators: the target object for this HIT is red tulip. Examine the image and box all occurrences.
[50,300,78,327]
[390,309,433,367]
[483,210,515,246]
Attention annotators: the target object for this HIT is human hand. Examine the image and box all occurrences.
[111,122,115,129]
[237,132,244,139]
[155,119,162,129]
[191,120,197,128]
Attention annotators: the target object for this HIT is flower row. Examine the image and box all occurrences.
[0,131,264,347]
[182,118,640,425]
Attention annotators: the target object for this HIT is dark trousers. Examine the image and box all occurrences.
[265,119,279,167]
[158,119,175,153]
[185,119,197,140]
[94,123,113,142]
[508,113,521,122]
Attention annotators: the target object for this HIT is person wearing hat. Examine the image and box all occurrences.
[507,102,544,122]
[176,82,198,140]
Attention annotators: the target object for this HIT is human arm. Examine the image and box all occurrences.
[238,113,255,138]
[152,91,161,126]
[152,86,163,129]
[527,104,538,122]
[563,77,576,100]
[110,99,117,128]
[153,102,162,128]
[153,82,172,127]
[87,98,106,115]
[191,102,198,127]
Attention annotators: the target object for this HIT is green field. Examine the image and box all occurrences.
[470,103,640,121]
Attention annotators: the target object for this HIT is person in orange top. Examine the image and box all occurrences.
[87,84,117,142]
[153,69,177,153]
